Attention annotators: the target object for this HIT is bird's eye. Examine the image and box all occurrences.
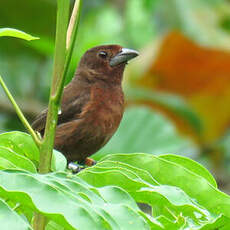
[98,51,108,59]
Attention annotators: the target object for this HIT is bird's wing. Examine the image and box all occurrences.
[54,119,83,148]
[31,93,89,134]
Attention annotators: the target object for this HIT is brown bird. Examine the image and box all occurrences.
[32,45,138,168]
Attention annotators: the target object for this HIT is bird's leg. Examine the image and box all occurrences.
[84,158,97,166]
[68,162,84,173]
[68,158,96,173]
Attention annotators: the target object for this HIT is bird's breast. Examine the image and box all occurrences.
[79,85,124,136]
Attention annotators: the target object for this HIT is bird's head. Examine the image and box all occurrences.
[77,45,139,84]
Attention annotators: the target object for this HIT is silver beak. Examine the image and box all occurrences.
[110,48,139,66]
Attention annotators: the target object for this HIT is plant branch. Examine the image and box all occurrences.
[32,213,47,230]
[56,0,81,102]
[66,0,81,50]
[0,75,42,146]
[38,0,70,175]
[0,98,45,117]
[34,0,81,226]
[34,1,70,229]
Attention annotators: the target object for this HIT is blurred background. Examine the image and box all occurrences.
[1,0,230,193]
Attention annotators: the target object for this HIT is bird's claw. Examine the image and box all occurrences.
[68,162,84,174]
[84,158,97,166]
[68,158,96,173]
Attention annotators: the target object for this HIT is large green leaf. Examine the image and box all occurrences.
[0,170,150,230]
[0,132,67,172]
[51,149,67,172]
[0,198,32,230]
[79,153,230,229]
[0,132,39,166]
[0,146,36,172]
[0,28,39,41]
[159,154,217,188]
[94,107,198,161]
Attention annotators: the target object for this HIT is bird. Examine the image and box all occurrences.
[32,45,139,170]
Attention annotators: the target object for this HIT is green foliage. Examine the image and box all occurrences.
[0,119,228,229]
[126,87,203,134]
[0,132,39,167]
[0,131,229,229]
[0,198,32,230]
[80,153,230,229]
[0,28,39,41]
[0,170,149,230]
[51,149,67,172]
[0,131,67,172]
[1,0,230,229]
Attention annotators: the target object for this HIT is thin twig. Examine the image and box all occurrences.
[66,0,80,50]
[0,75,42,146]
[56,0,81,102]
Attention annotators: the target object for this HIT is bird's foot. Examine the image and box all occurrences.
[68,162,84,174]
[84,158,97,166]
[68,158,96,173]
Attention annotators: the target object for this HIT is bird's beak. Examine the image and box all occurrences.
[110,48,139,67]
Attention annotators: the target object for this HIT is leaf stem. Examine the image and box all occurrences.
[0,75,42,146]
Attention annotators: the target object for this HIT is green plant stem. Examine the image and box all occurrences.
[56,0,81,102]
[66,0,81,50]
[38,0,81,173]
[38,0,70,174]
[32,213,46,230]
[0,75,41,146]
[33,1,70,229]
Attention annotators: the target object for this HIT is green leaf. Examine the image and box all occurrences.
[102,154,230,216]
[0,157,18,169]
[0,170,149,230]
[0,132,40,166]
[94,107,198,161]
[0,132,67,172]
[199,215,230,230]
[0,146,36,172]
[46,221,64,230]
[79,153,230,228]
[0,198,32,230]
[0,28,39,41]
[51,150,67,172]
[125,87,202,134]
[159,154,217,188]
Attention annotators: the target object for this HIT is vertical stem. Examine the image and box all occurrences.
[38,0,70,174]
[32,213,46,230]
[1,0,81,229]
[33,1,70,229]
[51,1,70,96]
[38,0,81,174]
[66,0,80,50]
[56,0,81,102]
